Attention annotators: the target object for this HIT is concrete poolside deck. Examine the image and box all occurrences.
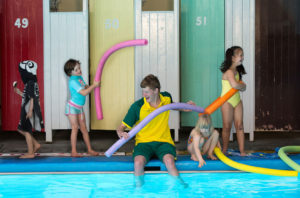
[1,129,300,155]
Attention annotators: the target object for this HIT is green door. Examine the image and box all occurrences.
[180,0,224,127]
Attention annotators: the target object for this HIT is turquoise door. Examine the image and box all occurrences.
[180,0,224,127]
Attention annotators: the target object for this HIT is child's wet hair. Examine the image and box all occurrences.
[64,59,80,76]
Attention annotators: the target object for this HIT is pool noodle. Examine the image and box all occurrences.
[105,103,204,157]
[199,87,238,116]
[94,39,148,120]
[214,147,298,177]
[278,146,300,172]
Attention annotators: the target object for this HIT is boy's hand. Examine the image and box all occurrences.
[117,130,129,139]
[183,100,196,112]
[187,101,196,106]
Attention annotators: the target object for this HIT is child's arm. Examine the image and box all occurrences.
[183,101,196,112]
[26,98,34,119]
[116,123,130,139]
[176,100,196,112]
[13,81,22,97]
[79,80,100,96]
[226,70,246,91]
[14,87,23,97]
[192,134,206,168]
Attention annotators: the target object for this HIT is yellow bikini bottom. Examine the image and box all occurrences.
[221,80,241,108]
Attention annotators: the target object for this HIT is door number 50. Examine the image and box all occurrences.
[14,18,29,28]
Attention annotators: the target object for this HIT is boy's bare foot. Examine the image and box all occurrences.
[240,152,247,156]
[88,150,99,156]
[71,152,83,157]
[19,153,35,159]
[208,154,217,160]
[34,143,41,153]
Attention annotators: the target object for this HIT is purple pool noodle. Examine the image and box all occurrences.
[105,103,204,157]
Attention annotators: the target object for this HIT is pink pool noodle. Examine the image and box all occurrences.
[94,39,148,120]
[105,103,204,157]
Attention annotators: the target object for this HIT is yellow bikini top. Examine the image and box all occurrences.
[221,73,239,96]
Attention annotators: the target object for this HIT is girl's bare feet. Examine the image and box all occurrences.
[222,149,228,155]
[34,143,41,153]
[240,152,247,156]
[71,152,83,157]
[190,154,197,161]
[19,153,35,159]
[207,154,217,160]
[88,150,99,156]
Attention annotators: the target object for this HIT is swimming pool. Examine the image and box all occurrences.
[1,172,299,197]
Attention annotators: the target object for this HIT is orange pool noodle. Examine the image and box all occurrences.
[199,88,238,116]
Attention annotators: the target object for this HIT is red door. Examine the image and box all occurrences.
[0,0,44,131]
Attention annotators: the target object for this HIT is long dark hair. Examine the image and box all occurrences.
[220,46,246,80]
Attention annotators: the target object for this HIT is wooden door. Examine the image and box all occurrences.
[90,0,135,130]
[180,0,224,127]
[255,0,300,131]
[0,0,44,131]
[135,0,180,140]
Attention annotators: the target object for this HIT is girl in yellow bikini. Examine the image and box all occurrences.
[187,114,221,168]
[220,46,247,156]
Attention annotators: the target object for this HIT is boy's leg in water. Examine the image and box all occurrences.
[134,175,145,188]
[163,154,188,188]
[169,175,188,189]
[134,155,146,187]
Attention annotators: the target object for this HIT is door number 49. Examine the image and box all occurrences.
[14,18,29,28]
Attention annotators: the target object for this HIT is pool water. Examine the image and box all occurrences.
[0,172,300,197]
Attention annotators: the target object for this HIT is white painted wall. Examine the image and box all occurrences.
[225,0,255,141]
[135,0,180,141]
[43,0,89,142]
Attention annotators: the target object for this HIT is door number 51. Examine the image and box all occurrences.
[14,18,29,28]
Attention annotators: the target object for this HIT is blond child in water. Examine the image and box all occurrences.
[187,114,221,167]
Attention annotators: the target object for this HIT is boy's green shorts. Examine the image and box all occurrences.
[132,141,176,163]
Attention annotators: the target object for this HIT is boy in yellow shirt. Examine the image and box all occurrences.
[117,74,194,187]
